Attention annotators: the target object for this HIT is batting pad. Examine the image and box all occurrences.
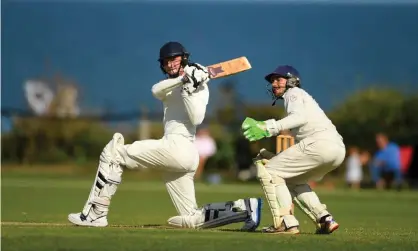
[274,181,299,228]
[82,133,124,217]
[255,160,283,228]
[293,184,329,220]
[199,201,249,229]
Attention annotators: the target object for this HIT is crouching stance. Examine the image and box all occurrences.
[241,65,345,234]
[68,41,262,231]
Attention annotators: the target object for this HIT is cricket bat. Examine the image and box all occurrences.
[206,56,252,79]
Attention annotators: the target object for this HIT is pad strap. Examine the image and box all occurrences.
[106,170,122,185]
[91,197,110,210]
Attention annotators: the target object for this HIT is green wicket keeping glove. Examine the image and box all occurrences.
[241,117,270,142]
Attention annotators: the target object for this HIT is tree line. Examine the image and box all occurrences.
[2,87,418,173]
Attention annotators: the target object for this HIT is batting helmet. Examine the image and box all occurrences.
[264,65,300,83]
[158,41,190,77]
[158,41,190,62]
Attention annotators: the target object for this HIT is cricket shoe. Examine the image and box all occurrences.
[261,222,300,234]
[241,198,263,232]
[68,212,108,227]
[315,215,339,234]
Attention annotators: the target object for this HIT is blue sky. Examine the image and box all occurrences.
[2,1,417,116]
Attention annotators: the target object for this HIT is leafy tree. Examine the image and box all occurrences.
[328,87,417,151]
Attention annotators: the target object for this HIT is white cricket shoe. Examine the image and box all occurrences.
[315,215,339,234]
[68,212,108,227]
[241,198,262,231]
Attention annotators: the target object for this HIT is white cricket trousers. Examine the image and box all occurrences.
[117,134,200,216]
[266,133,346,185]
[265,133,346,223]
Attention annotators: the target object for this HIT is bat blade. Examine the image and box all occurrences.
[207,56,252,79]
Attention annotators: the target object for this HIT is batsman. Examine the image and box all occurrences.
[68,41,261,231]
[241,65,346,234]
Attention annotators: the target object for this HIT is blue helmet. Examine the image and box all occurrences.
[158,41,190,63]
[264,65,300,83]
[264,65,301,105]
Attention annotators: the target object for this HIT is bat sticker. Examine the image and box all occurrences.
[208,66,224,78]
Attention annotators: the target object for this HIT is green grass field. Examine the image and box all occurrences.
[2,169,418,251]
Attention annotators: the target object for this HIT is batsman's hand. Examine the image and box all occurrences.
[183,63,209,88]
[241,117,271,142]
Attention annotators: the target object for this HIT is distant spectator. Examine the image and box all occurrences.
[370,133,402,190]
[360,150,371,166]
[345,146,363,190]
[194,128,217,180]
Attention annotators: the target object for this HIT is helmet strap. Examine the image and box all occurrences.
[271,97,279,106]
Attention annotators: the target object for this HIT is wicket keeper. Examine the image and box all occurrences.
[241,65,345,234]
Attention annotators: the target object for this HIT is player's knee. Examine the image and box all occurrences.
[167,214,200,229]
[177,153,199,172]
[119,145,140,169]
